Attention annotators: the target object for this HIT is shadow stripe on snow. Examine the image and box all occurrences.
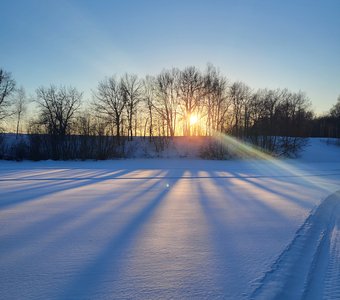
[1,173,340,181]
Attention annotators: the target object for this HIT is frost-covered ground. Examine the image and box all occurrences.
[0,139,339,299]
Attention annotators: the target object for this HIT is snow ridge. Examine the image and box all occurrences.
[250,191,340,300]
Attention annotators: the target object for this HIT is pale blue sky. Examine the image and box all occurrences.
[1,0,339,113]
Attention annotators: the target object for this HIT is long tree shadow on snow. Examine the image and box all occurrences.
[210,168,316,212]
[58,169,184,299]
[193,170,251,298]
[0,170,167,262]
[193,169,304,298]
[0,168,133,209]
[236,175,316,210]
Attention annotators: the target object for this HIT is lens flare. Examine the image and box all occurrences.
[210,130,336,193]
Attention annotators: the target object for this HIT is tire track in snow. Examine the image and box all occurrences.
[323,219,340,299]
[251,190,340,300]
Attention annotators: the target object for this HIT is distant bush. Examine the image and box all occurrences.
[249,136,308,158]
[0,133,308,161]
[11,138,28,161]
[200,139,233,160]
[25,134,128,161]
[0,132,5,159]
[200,136,307,160]
[276,137,308,158]
[28,134,49,161]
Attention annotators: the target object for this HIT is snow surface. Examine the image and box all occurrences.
[0,139,339,299]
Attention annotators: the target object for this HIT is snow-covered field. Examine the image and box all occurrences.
[0,139,339,299]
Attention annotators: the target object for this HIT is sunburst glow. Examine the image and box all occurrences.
[189,114,198,125]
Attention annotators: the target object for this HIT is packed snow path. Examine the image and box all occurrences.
[251,191,340,300]
[1,145,340,299]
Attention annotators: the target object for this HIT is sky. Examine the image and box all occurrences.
[1,0,339,114]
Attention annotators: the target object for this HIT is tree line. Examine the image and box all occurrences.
[0,65,339,160]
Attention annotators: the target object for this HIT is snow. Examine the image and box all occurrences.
[0,138,339,299]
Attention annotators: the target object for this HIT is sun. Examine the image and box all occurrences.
[189,114,198,125]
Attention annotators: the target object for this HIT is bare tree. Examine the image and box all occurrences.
[178,66,205,136]
[0,68,16,121]
[330,95,340,118]
[93,76,126,137]
[75,109,95,136]
[204,64,230,134]
[229,81,251,136]
[153,68,180,137]
[14,86,27,137]
[36,85,82,136]
[142,75,156,140]
[121,74,142,140]
[313,95,340,138]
